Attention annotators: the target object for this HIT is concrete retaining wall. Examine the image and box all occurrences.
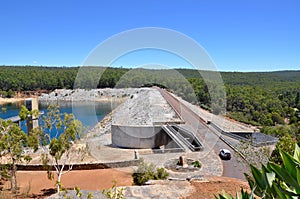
[112,125,172,149]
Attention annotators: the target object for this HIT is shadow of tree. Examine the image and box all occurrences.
[28,188,56,198]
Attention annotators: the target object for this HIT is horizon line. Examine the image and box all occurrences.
[0,64,299,73]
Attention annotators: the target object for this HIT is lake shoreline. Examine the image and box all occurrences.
[0,97,26,105]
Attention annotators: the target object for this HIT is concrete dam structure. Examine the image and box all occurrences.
[111,88,203,151]
[112,125,171,149]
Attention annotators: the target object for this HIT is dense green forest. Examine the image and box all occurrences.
[0,66,299,128]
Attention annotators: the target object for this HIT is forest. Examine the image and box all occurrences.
[0,66,299,129]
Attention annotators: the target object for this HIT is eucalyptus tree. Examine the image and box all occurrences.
[0,114,40,195]
[39,104,85,194]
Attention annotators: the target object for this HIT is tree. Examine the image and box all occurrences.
[6,89,14,98]
[39,104,85,194]
[295,92,300,108]
[0,118,39,195]
[271,112,285,125]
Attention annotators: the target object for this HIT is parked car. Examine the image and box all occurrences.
[219,149,231,160]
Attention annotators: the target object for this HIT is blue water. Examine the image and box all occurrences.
[0,101,117,134]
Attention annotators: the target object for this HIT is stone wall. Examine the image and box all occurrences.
[14,159,141,171]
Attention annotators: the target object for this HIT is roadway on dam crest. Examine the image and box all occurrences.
[157,88,249,180]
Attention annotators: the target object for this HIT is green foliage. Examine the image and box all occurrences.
[19,105,30,120]
[261,125,299,138]
[244,164,277,198]
[6,89,15,98]
[214,189,255,199]
[155,167,170,179]
[87,192,93,199]
[75,186,83,198]
[132,160,169,185]
[1,107,7,113]
[0,66,78,91]
[102,180,126,199]
[269,134,297,165]
[218,144,300,199]
[267,145,300,198]
[192,160,202,168]
[39,104,84,194]
[0,108,39,194]
[132,161,155,185]
[1,66,300,126]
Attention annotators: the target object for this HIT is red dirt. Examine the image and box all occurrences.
[186,176,251,199]
[1,168,133,198]
[1,170,250,199]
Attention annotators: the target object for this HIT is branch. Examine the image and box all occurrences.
[54,158,61,174]
[62,164,73,175]
[53,164,59,175]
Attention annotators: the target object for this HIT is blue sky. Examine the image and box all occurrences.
[0,0,299,71]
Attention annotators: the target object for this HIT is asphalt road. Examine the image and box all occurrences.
[157,88,249,180]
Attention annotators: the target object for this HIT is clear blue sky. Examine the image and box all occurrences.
[0,0,299,71]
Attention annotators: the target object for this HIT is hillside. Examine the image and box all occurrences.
[1,66,300,127]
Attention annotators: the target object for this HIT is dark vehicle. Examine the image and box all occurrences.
[219,149,231,160]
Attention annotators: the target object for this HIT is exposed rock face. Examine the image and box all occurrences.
[38,88,140,102]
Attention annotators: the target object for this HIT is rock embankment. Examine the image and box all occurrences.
[112,88,182,126]
[38,88,140,102]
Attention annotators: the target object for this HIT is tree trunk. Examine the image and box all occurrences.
[11,159,18,198]
[57,172,62,194]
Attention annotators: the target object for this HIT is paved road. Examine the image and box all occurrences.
[157,88,249,180]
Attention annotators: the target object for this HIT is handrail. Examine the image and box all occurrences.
[172,125,204,151]
[161,125,186,151]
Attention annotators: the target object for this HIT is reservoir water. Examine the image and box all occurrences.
[0,101,118,133]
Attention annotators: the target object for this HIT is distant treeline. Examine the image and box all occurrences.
[1,66,300,126]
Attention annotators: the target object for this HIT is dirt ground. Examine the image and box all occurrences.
[186,176,251,199]
[1,168,133,198]
[1,169,250,199]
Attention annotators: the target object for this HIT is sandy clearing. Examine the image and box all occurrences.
[1,168,133,198]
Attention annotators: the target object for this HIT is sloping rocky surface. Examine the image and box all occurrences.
[39,88,139,101]
[112,88,181,126]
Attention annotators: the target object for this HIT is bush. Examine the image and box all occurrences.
[132,160,169,185]
[132,161,155,185]
[155,167,169,180]
[102,180,125,199]
[192,160,202,168]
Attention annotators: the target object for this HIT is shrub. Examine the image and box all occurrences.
[192,160,202,168]
[102,180,125,199]
[155,167,169,180]
[132,160,169,185]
